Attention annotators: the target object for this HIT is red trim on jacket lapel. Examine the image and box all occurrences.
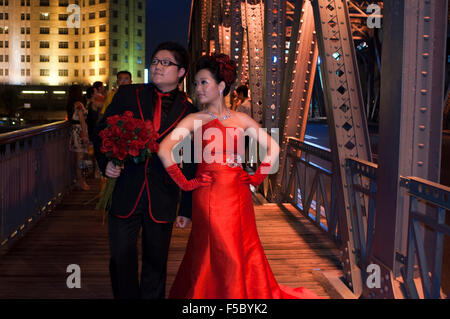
[133,85,168,223]
[136,86,145,121]
[157,92,190,141]
[158,104,188,140]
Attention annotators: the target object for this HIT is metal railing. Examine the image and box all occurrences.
[344,157,449,299]
[399,176,450,299]
[280,137,339,242]
[0,121,75,253]
[345,157,378,270]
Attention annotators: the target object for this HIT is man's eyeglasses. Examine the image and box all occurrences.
[151,58,180,67]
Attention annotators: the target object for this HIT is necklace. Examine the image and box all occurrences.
[206,108,231,121]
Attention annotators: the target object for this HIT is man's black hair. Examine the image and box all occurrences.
[117,70,132,80]
[151,41,190,83]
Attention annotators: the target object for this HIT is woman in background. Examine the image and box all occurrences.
[68,84,90,190]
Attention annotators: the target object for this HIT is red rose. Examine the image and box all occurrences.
[111,125,123,137]
[123,120,137,132]
[123,111,134,118]
[100,138,114,153]
[116,138,128,149]
[106,114,121,126]
[145,120,156,134]
[128,146,140,157]
[99,128,111,139]
[113,147,128,161]
[135,139,146,149]
[149,140,159,153]
[122,131,134,142]
[129,140,144,157]
[120,112,135,124]
[138,129,150,141]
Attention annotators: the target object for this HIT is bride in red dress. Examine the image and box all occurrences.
[158,53,318,299]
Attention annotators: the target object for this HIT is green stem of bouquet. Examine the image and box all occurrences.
[96,177,117,212]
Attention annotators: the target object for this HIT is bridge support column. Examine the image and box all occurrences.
[370,0,448,299]
[312,0,372,297]
[273,0,318,202]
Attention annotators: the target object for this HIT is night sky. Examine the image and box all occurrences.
[146,0,192,69]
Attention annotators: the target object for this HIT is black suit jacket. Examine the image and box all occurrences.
[93,83,198,222]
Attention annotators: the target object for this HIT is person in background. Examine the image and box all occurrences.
[92,81,106,113]
[68,84,90,191]
[84,86,102,179]
[230,90,239,111]
[101,71,133,115]
[235,84,252,117]
[85,87,98,142]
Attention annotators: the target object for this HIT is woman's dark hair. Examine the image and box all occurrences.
[66,84,84,120]
[195,53,237,96]
[151,41,190,83]
[93,81,103,90]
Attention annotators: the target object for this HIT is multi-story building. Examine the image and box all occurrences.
[0,0,146,88]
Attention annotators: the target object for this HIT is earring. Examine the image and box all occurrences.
[219,90,223,96]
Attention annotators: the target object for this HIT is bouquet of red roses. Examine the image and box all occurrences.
[96,111,158,211]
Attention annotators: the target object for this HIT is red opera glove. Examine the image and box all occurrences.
[240,162,272,187]
[165,164,212,191]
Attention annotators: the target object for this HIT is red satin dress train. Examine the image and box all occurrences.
[169,119,319,299]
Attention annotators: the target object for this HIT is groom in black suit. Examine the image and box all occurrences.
[93,42,197,299]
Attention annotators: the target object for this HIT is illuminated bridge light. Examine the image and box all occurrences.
[21,91,47,94]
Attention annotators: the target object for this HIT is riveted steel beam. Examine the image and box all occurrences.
[312,0,372,296]
[243,0,265,125]
[263,0,286,130]
[370,0,448,299]
[200,0,210,53]
[230,0,245,90]
[238,1,250,87]
[219,0,232,56]
[274,0,318,202]
[262,0,287,200]
[211,0,221,53]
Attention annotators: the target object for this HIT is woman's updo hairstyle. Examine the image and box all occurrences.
[195,53,237,96]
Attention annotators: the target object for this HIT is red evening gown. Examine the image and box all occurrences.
[169,119,319,299]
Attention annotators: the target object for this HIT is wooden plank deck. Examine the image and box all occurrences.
[0,177,342,299]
